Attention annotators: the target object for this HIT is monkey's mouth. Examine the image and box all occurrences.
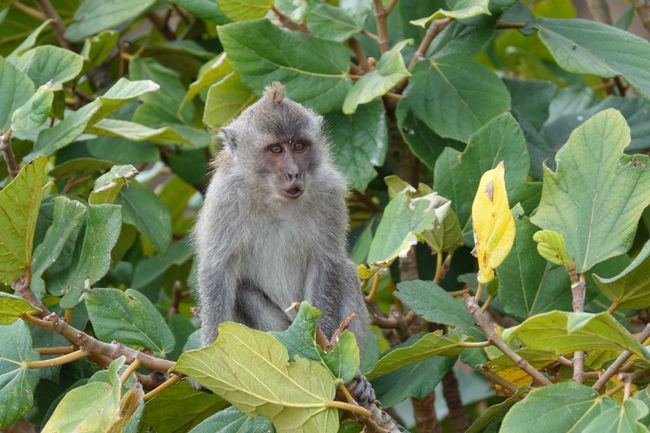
[284,186,303,199]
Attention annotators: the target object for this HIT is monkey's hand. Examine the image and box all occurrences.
[189,377,213,394]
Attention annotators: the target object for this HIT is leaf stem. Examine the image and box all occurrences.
[25,349,89,368]
[120,358,142,385]
[143,374,181,401]
[327,399,372,418]
[593,323,650,391]
[480,366,519,393]
[407,18,451,70]
[571,273,587,383]
[37,346,74,355]
[349,38,371,72]
[365,272,381,302]
[433,250,444,284]
[474,282,485,303]
[11,2,47,20]
[0,129,19,178]
[457,340,492,348]
[607,301,620,315]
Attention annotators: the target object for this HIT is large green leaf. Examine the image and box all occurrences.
[497,216,572,320]
[537,17,650,101]
[175,322,339,433]
[218,0,272,21]
[85,288,175,356]
[180,53,231,117]
[169,0,229,22]
[0,156,48,284]
[11,83,53,133]
[17,45,84,88]
[51,204,122,308]
[366,331,463,379]
[0,292,40,324]
[88,164,138,205]
[500,382,615,433]
[395,279,474,329]
[594,241,650,310]
[306,2,362,42]
[219,19,352,113]
[502,311,650,360]
[530,109,650,273]
[0,56,35,132]
[343,40,410,114]
[132,239,193,289]
[583,399,649,433]
[87,119,191,146]
[434,112,529,237]
[411,0,491,26]
[5,20,52,63]
[188,407,273,433]
[64,0,157,42]
[327,100,388,192]
[202,72,256,129]
[140,380,229,433]
[116,181,172,254]
[402,55,510,143]
[0,321,40,428]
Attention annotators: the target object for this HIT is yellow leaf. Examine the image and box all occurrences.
[472,161,515,283]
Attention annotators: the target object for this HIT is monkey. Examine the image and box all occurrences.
[193,81,370,352]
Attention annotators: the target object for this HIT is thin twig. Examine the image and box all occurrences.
[457,340,492,348]
[37,346,74,355]
[385,0,399,15]
[120,358,142,384]
[12,1,47,20]
[34,0,74,50]
[143,374,182,401]
[373,0,390,53]
[593,323,650,391]
[349,37,371,72]
[271,5,308,32]
[407,18,451,70]
[464,293,552,386]
[0,130,20,178]
[25,349,89,368]
[362,29,381,42]
[480,366,518,393]
[474,282,485,303]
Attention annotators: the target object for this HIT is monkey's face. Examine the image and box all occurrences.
[262,138,312,200]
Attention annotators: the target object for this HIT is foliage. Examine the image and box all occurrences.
[0,0,649,432]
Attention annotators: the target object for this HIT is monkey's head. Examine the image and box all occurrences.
[221,82,327,200]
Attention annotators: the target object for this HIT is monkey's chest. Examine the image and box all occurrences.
[238,221,314,309]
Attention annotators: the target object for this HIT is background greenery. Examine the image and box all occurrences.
[1,0,650,432]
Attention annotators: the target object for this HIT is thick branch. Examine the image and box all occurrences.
[0,130,19,178]
[412,394,442,433]
[442,370,471,433]
[464,293,552,386]
[571,274,586,383]
[34,0,74,50]
[373,0,390,53]
[634,0,650,34]
[593,323,650,391]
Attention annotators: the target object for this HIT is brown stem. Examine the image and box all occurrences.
[143,374,182,401]
[464,293,552,386]
[14,275,49,314]
[0,130,20,179]
[37,346,74,355]
[495,22,526,29]
[634,0,650,34]
[480,366,518,393]
[593,323,650,391]
[442,370,471,433]
[12,2,47,20]
[148,12,176,40]
[606,369,650,396]
[349,38,371,72]
[365,273,381,302]
[411,394,442,433]
[25,349,89,368]
[407,18,451,70]
[373,0,390,53]
[385,0,399,15]
[362,29,381,42]
[34,0,74,50]
[271,5,308,32]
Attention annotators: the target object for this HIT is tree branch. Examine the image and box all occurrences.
[349,37,371,72]
[593,323,650,391]
[12,2,47,20]
[271,5,308,32]
[442,369,471,433]
[373,0,390,53]
[480,366,518,394]
[408,18,451,70]
[571,273,587,383]
[0,130,20,178]
[463,293,552,386]
[34,0,74,50]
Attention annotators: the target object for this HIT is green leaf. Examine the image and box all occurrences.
[218,0,273,21]
[497,217,571,320]
[502,311,650,360]
[49,158,115,178]
[434,112,529,238]
[530,109,650,273]
[219,19,352,112]
[327,100,388,192]
[0,56,35,132]
[17,45,84,88]
[271,302,360,383]
[88,164,138,205]
[31,196,87,287]
[395,279,475,329]
[367,190,443,267]
[11,84,54,132]
[465,387,528,433]
[532,229,570,267]
[537,17,650,101]
[80,30,120,70]
[343,40,410,114]
[5,19,52,63]
[500,382,615,433]
[175,322,339,433]
[169,0,229,23]
[188,407,273,433]
[86,288,175,356]
[367,331,463,379]
[306,2,362,42]
[202,72,256,129]
[181,53,232,118]
[583,399,649,433]
[52,204,122,308]
[411,0,490,26]
[93,77,162,122]
[116,181,172,254]
[0,321,40,429]
[132,239,193,289]
[64,0,157,42]
[420,196,463,253]
[594,241,650,310]
[140,380,229,433]
[0,156,48,284]
[403,55,510,143]
[0,292,39,325]
[87,118,191,146]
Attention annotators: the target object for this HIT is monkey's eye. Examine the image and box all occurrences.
[267,144,283,155]
[293,141,307,152]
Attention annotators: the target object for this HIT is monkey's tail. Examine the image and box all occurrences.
[346,373,402,433]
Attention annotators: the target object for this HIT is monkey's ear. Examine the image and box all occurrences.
[221,127,237,152]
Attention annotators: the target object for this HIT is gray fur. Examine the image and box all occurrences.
[194,82,370,350]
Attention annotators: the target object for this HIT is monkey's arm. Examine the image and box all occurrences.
[196,257,239,346]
